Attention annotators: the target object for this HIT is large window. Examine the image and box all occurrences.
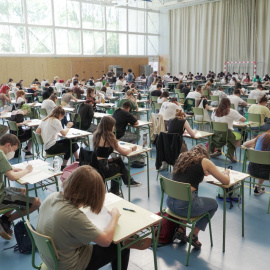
[0,0,159,56]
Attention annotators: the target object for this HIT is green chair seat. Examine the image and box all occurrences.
[166,208,206,222]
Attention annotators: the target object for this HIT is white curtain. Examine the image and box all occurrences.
[170,0,270,76]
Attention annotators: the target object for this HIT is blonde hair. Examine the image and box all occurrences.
[43,106,65,121]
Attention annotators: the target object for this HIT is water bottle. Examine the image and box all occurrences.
[53,157,60,172]
[143,133,148,149]
[245,112,249,122]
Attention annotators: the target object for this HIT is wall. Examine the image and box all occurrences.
[0,56,148,85]
[159,55,169,77]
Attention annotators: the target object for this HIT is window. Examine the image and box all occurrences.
[129,34,145,55]
[0,0,24,23]
[26,0,52,26]
[106,7,126,32]
[148,12,159,34]
[128,9,145,33]
[0,25,26,53]
[148,35,159,55]
[107,33,127,55]
[55,29,81,54]
[28,27,54,54]
[83,31,105,55]
[82,3,104,30]
[54,0,80,28]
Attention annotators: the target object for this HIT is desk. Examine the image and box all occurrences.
[14,160,62,220]
[114,142,152,201]
[183,131,214,149]
[203,167,249,252]
[130,120,152,149]
[84,193,162,270]
[136,107,150,121]
[59,128,91,162]
[63,107,75,113]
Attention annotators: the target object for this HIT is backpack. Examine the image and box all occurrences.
[4,221,35,254]
[60,162,80,182]
[154,212,179,246]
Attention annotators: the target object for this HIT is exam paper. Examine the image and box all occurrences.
[19,169,54,184]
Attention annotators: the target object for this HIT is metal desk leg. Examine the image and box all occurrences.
[242,180,245,237]
[26,184,30,220]
[151,226,158,270]
[147,152,149,198]
[117,243,122,270]
[128,158,131,202]
[70,140,73,162]
[223,187,227,252]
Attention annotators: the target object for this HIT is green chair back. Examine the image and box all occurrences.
[25,220,59,270]
[38,108,48,119]
[248,113,261,126]
[0,100,4,107]
[154,103,162,112]
[73,93,78,99]
[151,96,158,102]
[37,96,43,103]
[192,107,204,116]
[10,92,15,99]
[211,121,228,132]
[56,99,61,106]
[210,95,219,102]
[7,121,18,135]
[247,98,256,104]
[203,89,209,96]
[231,104,235,109]
[70,113,81,129]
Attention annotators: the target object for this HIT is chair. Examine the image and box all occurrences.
[33,132,64,161]
[242,148,270,213]
[38,108,48,119]
[183,98,195,112]
[246,113,262,139]
[7,120,33,162]
[192,107,208,130]
[69,113,81,130]
[25,219,59,270]
[154,102,162,113]
[37,96,43,103]
[56,99,61,106]
[151,96,158,108]
[231,104,235,109]
[156,176,213,266]
[79,147,124,197]
[210,95,219,106]
[247,98,256,105]
[211,122,229,167]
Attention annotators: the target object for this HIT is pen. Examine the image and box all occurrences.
[123,208,136,212]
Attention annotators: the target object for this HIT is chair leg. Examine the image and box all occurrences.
[207,214,213,246]
[186,224,194,266]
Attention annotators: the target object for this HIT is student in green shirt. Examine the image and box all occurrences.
[0,134,41,240]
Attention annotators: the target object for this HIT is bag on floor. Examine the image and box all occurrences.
[154,211,179,246]
[60,162,79,182]
[130,154,146,168]
[4,221,35,254]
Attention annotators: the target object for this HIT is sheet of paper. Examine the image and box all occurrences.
[104,193,123,206]
[83,206,111,230]
[19,169,54,184]
[13,160,49,169]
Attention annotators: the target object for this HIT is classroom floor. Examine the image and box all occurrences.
[1,120,270,270]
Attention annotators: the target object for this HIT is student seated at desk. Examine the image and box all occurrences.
[76,100,94,132]
[195,96,211,122]
[61,89,78,107]
[93,116,141,196]
[167,109,196,153]
[228,89,247,111]
[0,85,11,105]
[157,91,169,104]
[72,80,84,99]
[211,98,246,162]
[243,131,270,196]
[123,90,139,112]
[36,106,79,171]
[151,83,162,97]
[0,134,40,240]
[16,90,27,105]
[37,166,130,270]
[167,145,229,249]
[248,84,265,102]
[41,93,57,116]
[10,104,33,158]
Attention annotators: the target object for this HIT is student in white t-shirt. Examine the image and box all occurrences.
[41,92,57,116]
[157,91,169,104]
[248,84,265,102]
[210,98,246,163]
[210,86,227,106]
[159,97,182,129]
[36,106,79,171]
[227,89,247,111]
[186,85,202,105]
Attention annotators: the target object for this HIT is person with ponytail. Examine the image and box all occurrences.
[36,106,79,170]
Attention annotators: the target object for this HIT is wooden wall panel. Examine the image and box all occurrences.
[0,57,149,85]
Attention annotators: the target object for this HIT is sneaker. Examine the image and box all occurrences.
[0,215,13,235]
[227,156,237,163]
[158,161,168,171]
[128,180,142,188]
[123,237,152,250]
[210,150,222,158]
[22,147,28,153]
[254,186,265,196]
[24,151,33,159]
[0,218,12,240]
[108,189,123,197]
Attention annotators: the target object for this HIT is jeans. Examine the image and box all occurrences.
[166,191,218,231]
[85,243,130,270]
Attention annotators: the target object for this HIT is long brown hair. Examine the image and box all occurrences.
[93,116,118,149]
[255,130,270,150]
[62,165,105,213]
[43,106,65,121]
[173,144,210,174]
[86,87,94,98]
[16,90,25,101]
[175,109,186,119]
[214,97,231,117]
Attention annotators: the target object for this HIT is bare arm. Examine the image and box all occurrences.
[71,95,78,102]
[240,101,247,107]
[59,122,73,136]
[202,158,230,185]
[6,165,33,181]
[239,116,246,122]
[243,138,256,148]
[184,120,196,138]
[114,143,137,156]
[93,207,120,247]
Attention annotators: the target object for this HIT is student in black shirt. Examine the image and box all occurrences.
[112,101,138,143]
[151,83,163,97]
[181,83,191,97]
